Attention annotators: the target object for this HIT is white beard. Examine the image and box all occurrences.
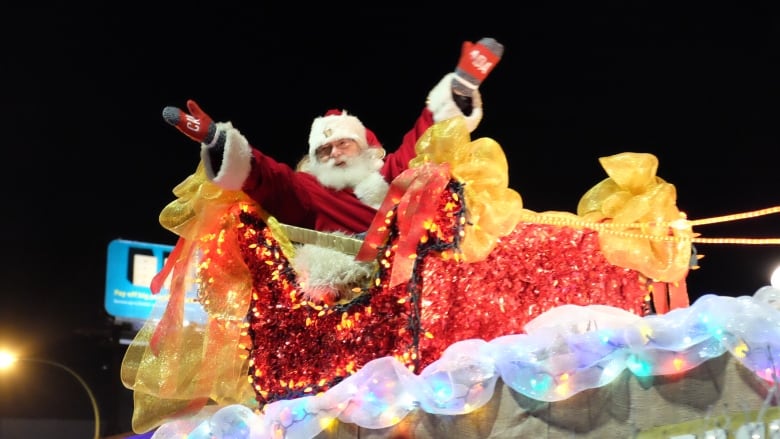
[292,149,389,304]
[306,149,389,208]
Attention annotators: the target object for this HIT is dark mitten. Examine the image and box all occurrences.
[162,100,221,146]
[452,37,504,97]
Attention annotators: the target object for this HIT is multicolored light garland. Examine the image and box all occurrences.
[146,289,780,439]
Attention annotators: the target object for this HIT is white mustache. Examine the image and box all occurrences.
[307,151,381,190]
[322,156,354,168]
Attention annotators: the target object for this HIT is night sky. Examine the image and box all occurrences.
[2,4,780,434]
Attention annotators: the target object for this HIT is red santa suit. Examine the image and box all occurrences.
[199,72,483,235]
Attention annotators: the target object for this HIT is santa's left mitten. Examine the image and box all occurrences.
[162,99,223,147]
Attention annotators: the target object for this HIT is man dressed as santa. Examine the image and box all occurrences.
[162,37,503,302]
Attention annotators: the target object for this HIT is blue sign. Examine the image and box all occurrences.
[104,239,174,320]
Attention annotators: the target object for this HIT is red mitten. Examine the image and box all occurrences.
[162,99,218,145]
[452,37,504,97]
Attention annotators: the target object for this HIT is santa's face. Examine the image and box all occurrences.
[307,140,384,190]
[314,139,361,166]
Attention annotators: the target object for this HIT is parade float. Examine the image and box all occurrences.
[120,116,780,438]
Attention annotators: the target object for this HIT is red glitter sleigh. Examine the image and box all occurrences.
[237,185,654,408]
[122,117,693,431]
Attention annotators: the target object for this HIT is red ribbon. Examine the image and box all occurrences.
[148,237,188,355]
[356,163,451,286]
[650,278,690,315]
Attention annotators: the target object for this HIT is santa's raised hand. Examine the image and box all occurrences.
[162,99,221,147]
[452,37,504,97]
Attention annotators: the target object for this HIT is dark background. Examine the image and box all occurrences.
[2,4,780,436]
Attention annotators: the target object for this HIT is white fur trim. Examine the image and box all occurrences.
[426,72,483,132]
[308,111,368,159]
[200,121,252,190]
[291,243,375,303]
[352,171,390,209]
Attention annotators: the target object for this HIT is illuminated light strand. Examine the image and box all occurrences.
[690,237,780,245]
[517,205,780,245]
[687,206,780,226]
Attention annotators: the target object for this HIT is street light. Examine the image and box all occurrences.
[0,349,101,439]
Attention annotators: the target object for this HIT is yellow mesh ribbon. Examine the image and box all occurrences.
[158,162,293,256]
[576,152,693,282]
[121,162,294,432]
[409,116,524,261]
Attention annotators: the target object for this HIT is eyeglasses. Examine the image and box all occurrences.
[315,139,358,161]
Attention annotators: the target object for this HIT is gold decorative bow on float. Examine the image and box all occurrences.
[121,162,270,433]
[577,152,694,284]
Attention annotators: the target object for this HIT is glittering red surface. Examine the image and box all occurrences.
[235,182,650,408]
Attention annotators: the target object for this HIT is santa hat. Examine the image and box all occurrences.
[308,109,382,159]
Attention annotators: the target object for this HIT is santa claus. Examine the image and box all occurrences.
[162,37,503,302]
